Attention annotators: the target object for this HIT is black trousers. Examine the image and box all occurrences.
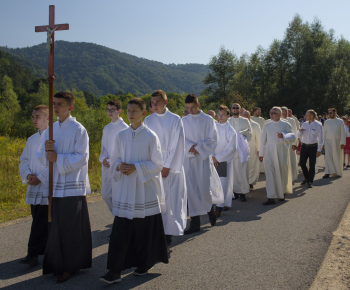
[300,144,318,183]
[28,204,48,257]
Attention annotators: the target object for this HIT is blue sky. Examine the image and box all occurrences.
[1,0,349,64]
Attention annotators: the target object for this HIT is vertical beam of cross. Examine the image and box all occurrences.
[35,5,69,222]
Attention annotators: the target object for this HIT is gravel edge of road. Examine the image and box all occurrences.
[310,197,350,290]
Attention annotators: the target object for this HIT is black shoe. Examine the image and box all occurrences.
[134,268,151,276]
[249,184,253,190]
[19,255,39,266]
[308,183,313,188]
[344,163,346,167]
[184,216,200,235]
[301,179,307,185]
[208,206,217,226]
[100,271,121,284]
[240,194,247,202]
[347,165,350,168]
[263,199,276,205]
[232,192,239,200]
[323,174,330,178]
[165,235,172,246]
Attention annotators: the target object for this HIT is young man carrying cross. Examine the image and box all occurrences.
[100,98,168,284]
[36,92,92,283]
[19,105,49,266]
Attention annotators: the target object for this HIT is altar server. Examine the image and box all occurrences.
[182,94,218,234]
[213,105,237,216]
[99,100,128,212]
[322,108,346,178]
[144,90,187,248]
[228,103,252,201]
[259,107,296,205]
[19,105,49,266]
[100,98,168,284]
[37,92,92,283]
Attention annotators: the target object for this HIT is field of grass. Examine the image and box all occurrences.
[0,136,102,223]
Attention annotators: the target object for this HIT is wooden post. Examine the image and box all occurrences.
[35,5,69,222]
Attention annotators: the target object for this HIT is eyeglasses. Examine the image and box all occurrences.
[232,107,240,109]
[270,112,279,115]
[106,109,116,113]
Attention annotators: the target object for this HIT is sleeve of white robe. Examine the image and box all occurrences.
[214,128,237,163]
[341,121,346,145]
[110,136,123,182]
[56,127,89,175]
[281,123,296,145]
[99,128,109,163]
[163,119,185,172]
[239,119,252,139]
[19,142,31,185]
[259,125,267,157]
[289,119,298,146]
[195,118,218,160]
[36,130,49,167]
[134,134,164,183]
[255,124,262,152]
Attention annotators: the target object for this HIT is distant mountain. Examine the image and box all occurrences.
[2,41,208,97]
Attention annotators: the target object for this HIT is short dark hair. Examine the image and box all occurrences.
[128,98,146,111]
[107,99,121,110]
[185,93,198,104]
[54,92,75,106]
[218,105,230,115]
[252,107,261,113]
[34,104,49,116]
[151,90,167,101]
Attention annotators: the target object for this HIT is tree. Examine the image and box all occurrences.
[203,46,237,106]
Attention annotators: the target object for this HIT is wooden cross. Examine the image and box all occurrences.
[35,5,69,222]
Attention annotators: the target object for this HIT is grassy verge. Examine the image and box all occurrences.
[0,136,102,223]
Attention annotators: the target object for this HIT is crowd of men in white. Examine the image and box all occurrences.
[18,90,349,284]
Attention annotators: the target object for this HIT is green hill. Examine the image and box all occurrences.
[2,41,207,97]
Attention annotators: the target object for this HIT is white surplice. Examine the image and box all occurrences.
[213,122,237,208]
[110,124,165,219]
[19,130,48,205]
[259,119,296,199]
[228,116,251,194]
[36,117,91,197]
[182,110,218,217]
[209,157,224,204]
[144,108,187,236]
[251,116,265,130]
[248,120,261,185]
[323,118,346,176]
[99,118,128,212]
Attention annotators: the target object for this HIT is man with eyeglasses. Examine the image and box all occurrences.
[298,110,323,188]
[322,108,346,178]
[228,103,252,202]
[99,100,128,217]
[259,107,296,205]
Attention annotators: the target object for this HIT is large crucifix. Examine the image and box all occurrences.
[35,5,69,222]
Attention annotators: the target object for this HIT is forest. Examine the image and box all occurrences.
[0,15,349,222]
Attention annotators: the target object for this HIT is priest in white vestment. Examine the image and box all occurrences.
[322,108,346,178]
[19,105,49,266]
[182,94,218,234]
[99,100,128,213]
[228,103,252,201]
[37,92,92,282]
[101,98,168,284]
[213,105,237,217]
[282,107,299,181]
[242,110,261,189]
[144,90,187,247]
[259,107,296,205]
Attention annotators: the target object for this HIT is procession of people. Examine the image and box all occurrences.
[18,90,349,284]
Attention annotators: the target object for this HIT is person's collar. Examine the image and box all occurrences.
[191,110,202,117]
[129,123,145,136]
[111,117,123,125]
[57,116,75,128]
[154,108,168,117]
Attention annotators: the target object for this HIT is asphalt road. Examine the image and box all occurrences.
[1,159,350,290]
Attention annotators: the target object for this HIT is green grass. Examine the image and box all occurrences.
[0,136,102,223]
